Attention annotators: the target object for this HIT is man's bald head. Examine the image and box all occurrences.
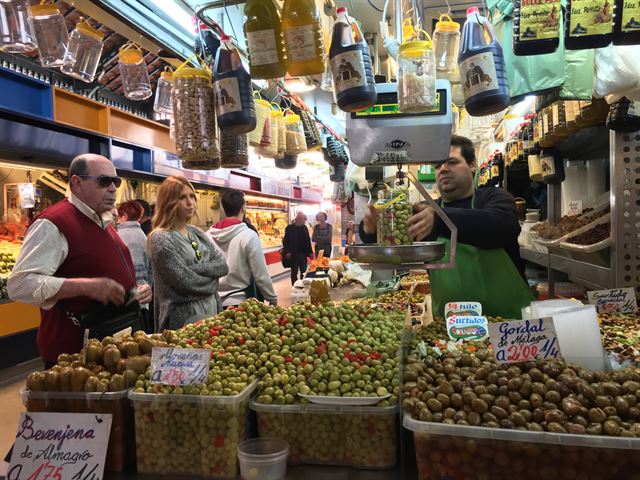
[69,154,112,184]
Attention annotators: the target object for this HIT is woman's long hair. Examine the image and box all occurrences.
[150,176,196,234]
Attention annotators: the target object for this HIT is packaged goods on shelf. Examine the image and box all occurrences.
[130,383,255,478]
[599,312,640,367]
[252,400,397,469]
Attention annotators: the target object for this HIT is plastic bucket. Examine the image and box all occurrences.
[237,438,289,480]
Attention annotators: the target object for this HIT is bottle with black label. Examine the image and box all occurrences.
[540,149,565,184]
[606,97,640,132]
[492,149,504,187]
[565,0,613,49]
[513,0,561,55]
[614,0,640,44]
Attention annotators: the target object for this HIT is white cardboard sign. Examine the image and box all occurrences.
[587,288,638,314]
[488,317,561,364]
[151,347,210,385]
[447,316,489,341]
[7,412,112,480]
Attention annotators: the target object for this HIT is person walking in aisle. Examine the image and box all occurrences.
[148,176,228,331]
[7,154,152,367]
[312,212,333,258]
[282,212,313,285]
[207,190,277,307]
[116,200,153,331]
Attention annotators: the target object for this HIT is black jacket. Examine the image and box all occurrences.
[360,187,525,279]
[283,224,312,255]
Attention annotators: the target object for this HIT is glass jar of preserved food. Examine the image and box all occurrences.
[397,39,436,113]
[61,20,104,83]
[29,4,67,67]
[118,43,152,101]
[284,114,307,155]
[0,0,36,53]
[172,67,220,170]
[220,132,249,169]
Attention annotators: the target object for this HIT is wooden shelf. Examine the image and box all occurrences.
[53,88,109,134]
[108,107,174,152]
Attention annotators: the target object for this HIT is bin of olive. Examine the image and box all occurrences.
[130,383,255,478]
[376,185,413,246]
[251,400,398,469]
[402,342,640,479]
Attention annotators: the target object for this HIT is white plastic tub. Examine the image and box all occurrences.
[237,437,289,480]
[129,381,256,478]
[404,413,640,480]
[251,400,398,469]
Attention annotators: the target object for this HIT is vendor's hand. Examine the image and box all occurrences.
[136,283,153,305]
[361,205,378,235]
[407,206,435,241]
[87,278,126,305]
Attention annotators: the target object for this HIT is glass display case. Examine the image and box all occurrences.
[244,195,289,250]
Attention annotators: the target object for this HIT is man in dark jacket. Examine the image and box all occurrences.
[283,212,313,284]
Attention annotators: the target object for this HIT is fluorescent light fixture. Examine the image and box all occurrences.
[285,76,316,93]
[149,0,195,37]
[511,95,536,117]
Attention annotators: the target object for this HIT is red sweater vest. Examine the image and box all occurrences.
[36,199,136,362]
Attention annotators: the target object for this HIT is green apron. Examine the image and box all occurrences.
[429,196,533,319]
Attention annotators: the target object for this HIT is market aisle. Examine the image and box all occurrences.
[273,272,293,306]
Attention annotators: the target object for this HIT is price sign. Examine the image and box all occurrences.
[587,288,638,314]
[445,302,482,318]
[488,318,562,364]
[151,347,210,385]
[567,200,583,216]
[7,412,112,480]
[447,316,489,341]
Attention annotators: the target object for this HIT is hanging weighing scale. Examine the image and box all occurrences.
[345,81,457,270]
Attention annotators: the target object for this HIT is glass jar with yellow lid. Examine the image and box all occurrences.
[397,38,436,113]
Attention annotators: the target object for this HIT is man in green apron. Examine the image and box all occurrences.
[359,135,532,319]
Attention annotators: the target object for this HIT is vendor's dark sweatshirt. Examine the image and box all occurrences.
[359,187,526,279]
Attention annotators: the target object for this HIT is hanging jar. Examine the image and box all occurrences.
[274,109,286,159]
[284,114,307,155]
[118,43,152,101]
[153,69,173,114]
[172,66,220,170]
[433,14,460,72]
[249,98,271,146]
[0,0,36,53]
[397,37,436,113]
[29,3,68,67]
[220,132,249,168]
[61,20,104,83]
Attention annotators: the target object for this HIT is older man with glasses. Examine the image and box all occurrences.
[8,154,152,368]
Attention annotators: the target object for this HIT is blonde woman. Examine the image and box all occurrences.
[148,176,228,331]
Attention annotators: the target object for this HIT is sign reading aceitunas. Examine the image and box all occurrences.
[587,288,638,314]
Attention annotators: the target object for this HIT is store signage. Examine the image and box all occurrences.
[447,316,489,341]
[488,318,561,364]
[262,178,293,198]
[567,200,583,216]
[372,151,409,164]
[587,288,637,314]
[445,302,482,317]
[7,412,112,480]
[151,347,210,386]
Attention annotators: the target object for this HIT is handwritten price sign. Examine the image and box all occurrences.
[488,318,562,364]
[151,347,210,385]
[587,288,637,314]
[7,413,112,480]
[445,302,482,318]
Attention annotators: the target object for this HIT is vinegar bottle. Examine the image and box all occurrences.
[243,0,286,79]
[282,0,325,77]
[458,7,510,116]
[213,35,257,135]
[565,0,613,49]
[329,7,377,112]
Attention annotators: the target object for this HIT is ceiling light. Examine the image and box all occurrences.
[285,75,316,93]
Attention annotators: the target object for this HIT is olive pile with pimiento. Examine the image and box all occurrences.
[403,345,640,437]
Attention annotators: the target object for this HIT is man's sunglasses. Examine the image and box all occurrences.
[191,240,203,261]
[77,175,122,188]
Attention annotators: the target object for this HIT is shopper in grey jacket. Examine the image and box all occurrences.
[148,176,228,331]
[116,201,152,285]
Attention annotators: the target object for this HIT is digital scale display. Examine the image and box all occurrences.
[353,90,445,118]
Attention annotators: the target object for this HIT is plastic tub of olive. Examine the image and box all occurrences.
[237,437,289,480]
